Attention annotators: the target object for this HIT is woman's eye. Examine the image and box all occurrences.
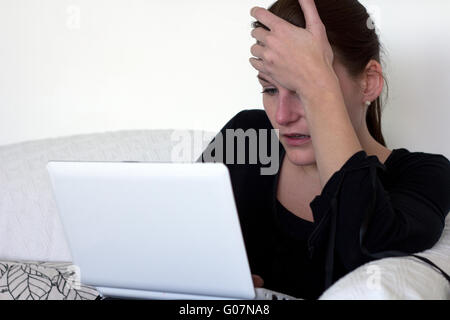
[261,88,278,96]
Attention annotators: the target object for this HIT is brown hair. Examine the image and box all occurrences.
[251,0,389,146]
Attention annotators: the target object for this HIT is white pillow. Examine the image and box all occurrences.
[0,130,214,262]
[319,214,450,299]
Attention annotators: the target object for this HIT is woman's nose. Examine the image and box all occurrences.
[275,91,305,126]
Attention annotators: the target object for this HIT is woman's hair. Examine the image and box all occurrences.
[251,0,389,146]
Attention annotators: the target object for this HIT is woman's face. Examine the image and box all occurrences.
[259,59,368,166]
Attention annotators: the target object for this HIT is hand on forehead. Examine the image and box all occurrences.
[258,72,273,82]
[258,72,286,90]
[252,0,327,84]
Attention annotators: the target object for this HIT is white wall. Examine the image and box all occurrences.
[0,0,449,158]
[0,0,274,145]
[360,0,450,159]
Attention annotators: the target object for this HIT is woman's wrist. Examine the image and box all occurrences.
[295,71,343,110]
[295,74,364,187]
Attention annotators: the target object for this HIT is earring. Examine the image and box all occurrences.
[365,101,371,107]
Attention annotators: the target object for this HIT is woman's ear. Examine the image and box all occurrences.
[360,60,384,104]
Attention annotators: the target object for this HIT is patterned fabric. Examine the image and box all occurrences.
[0,129,214,262]
[0,260,99,300]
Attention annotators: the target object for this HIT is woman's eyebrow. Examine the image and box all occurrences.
[257,75,271,83]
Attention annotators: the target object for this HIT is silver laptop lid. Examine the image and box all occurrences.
[47,161,255,299]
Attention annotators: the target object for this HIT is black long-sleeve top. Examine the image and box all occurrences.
[197,109,450,299]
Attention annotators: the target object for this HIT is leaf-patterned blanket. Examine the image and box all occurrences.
[0,261,99,300]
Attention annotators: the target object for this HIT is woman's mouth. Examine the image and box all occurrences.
[283,134,311,146]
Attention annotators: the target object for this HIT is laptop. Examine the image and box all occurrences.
[46,160,298,300]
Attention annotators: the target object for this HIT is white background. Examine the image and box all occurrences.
[0,0,449,158]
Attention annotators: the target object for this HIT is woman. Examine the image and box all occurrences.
[198,0,450,299]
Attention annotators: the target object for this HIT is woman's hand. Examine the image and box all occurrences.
[249,0,340,106]
[252,274,264,288]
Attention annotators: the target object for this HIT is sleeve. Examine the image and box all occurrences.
[307,150,450,287]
